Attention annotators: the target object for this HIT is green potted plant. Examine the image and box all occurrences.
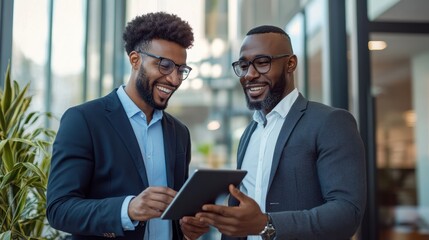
[0,64,60,239]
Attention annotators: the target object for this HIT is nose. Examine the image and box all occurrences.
[165,68,182,86]
[244,63,260,81]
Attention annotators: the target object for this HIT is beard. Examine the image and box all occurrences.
[245,71,287,111]
[135,66,168,110]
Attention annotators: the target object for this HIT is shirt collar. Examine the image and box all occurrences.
[252,88,299,124]
[116,85,163,122]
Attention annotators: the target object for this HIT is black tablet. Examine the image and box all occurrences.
[160,169,247,220]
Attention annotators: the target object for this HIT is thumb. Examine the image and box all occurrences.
[229,184,246,202]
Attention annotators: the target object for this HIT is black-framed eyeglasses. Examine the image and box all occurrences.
[138,51,192,80]
[231,54,290,77]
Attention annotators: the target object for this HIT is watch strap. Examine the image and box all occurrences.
[259,213,276,240]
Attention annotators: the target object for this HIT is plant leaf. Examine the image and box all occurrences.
[0,230,11,240]
[1,63,12,120]
[5,83,30,131]
[0,62,59,239]
[1,143,14,173]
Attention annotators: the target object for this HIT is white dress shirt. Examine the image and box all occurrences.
[240,89,299,240]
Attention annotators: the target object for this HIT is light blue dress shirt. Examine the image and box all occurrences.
[116,86,172,239]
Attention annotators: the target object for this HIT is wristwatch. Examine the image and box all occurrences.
[259,213,276,240]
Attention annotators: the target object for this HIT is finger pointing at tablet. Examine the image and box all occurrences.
[128,186,177,221]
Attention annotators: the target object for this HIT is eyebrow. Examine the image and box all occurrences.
[238,54,271,61]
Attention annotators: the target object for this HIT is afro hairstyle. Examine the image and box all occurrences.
[123,12,194,55]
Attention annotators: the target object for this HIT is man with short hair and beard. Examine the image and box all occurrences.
[47,12,209,240]
[196,25,367,240]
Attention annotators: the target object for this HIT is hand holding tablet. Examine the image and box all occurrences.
[161,169,247,220]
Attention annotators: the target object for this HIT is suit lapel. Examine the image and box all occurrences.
[268,94,307,189]
[162,114,176,188]
[237,121,257,169]
[104,90,149,187]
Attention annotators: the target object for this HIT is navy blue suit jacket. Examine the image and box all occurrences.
[46,90,190,239]
[224,94,366,240]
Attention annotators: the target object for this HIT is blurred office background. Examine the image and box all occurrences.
[1,0,429,239]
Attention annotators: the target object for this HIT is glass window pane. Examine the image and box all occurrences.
[372,33,429,239]
[305,0,325,102]
[12,0,49,113]
[286,13,305,93]
[368,0,429,22]
[50,0,85,127]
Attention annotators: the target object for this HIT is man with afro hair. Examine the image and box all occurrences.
[47,12,209,240]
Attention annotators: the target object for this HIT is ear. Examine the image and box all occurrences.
[287,55,298,73]
[128,51,141,70]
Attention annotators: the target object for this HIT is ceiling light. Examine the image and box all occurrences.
[207,120,221,131]
[404,110,416,127]
[368,41,387,51]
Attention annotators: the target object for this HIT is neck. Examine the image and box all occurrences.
[124,83,154,123]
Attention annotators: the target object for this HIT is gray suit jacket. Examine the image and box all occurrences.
[224,94,366,240]
[47,90,191,239]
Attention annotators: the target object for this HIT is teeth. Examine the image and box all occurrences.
[250,87,263,92]
[157,86,172,94]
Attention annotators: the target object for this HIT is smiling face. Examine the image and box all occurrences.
[128,39,187,113]
[238,33,297,114]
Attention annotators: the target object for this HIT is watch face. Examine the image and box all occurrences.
[260,225,276,240]
[260,213,276,240]
[266,226,276,236]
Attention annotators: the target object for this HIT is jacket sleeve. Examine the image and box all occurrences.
[46,107,127,237]
[273,109,367,240]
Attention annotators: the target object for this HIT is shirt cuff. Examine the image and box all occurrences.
[121,195,139,231]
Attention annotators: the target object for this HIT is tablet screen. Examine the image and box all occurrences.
[160,169,247,220]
